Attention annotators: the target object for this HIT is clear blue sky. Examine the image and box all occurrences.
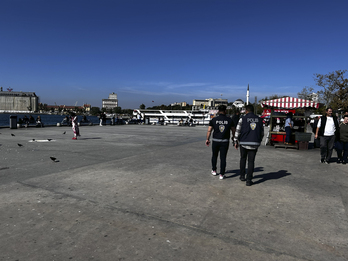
[1,0,347,109]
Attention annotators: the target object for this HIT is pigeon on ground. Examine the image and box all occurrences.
[63,131,66,134]
[11,134,15,136]
[17,143,23,147]
[50,157,59,162]
[47,139,52,141]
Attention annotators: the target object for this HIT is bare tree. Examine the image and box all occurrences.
[314,70,348,109]
[297,86,314,100]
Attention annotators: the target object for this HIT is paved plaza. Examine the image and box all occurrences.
[0,124,348,261]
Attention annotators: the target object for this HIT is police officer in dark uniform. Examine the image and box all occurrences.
[206,105,235,180]
[234,105,264,186]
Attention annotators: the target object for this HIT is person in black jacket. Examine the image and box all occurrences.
[206,105,235,180]
[234,105,264,186]
[315,108,339,164]
[232,111,241,127]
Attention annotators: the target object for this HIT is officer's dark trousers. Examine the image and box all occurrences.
[212,141,229,175]
[240,146,258,181]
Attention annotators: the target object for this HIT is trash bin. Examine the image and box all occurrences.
[10,115,17,129]
[298,141,309,150]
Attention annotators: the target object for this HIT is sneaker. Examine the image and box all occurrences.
[246,180,253,186]
[219,174,225,180]
[343,161,347,165]
[320,159,325,163]
[72,137,77,140]
[239,175,246,181]
[337,159,342,164]
[325,160,330,164]
[211,170,217,176]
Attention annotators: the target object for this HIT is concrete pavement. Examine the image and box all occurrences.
[0,125,348,261]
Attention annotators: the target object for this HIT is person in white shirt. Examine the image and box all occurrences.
[315,108,339,164]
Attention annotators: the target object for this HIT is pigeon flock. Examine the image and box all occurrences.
[4,131,69,163]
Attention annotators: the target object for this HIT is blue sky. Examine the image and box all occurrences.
[1,0,347,109]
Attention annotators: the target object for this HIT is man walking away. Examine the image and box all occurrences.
[234,105,264,186]
[232,111,241,127]
[206,105,235,180]
[315,108,339,164]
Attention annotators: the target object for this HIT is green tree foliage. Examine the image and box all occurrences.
[315,70,348,110]
[113,107,122,113]
[121,109,133,115]
[90,107,101,116]
[139,104,146,109]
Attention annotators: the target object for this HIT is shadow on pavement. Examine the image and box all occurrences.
[253,169,291,184]
[225,167,264,179]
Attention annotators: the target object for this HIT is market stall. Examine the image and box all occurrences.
[261,97,319,149]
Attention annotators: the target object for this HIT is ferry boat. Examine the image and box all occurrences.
[133,109,218,125]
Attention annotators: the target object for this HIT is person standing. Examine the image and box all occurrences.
[205,105,235,180]
[234,105,264,186]
[315,108,339,164]
[232,111,241,127]
[284,112,293,144]
[36,115,44,127]
[336,115,348,164]
[71,112,80,140]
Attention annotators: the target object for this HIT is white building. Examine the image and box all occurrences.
[171,101,187,107]
[102,92,118,109]
[192,98,228,110]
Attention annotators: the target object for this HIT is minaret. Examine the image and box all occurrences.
[246,84,250,105]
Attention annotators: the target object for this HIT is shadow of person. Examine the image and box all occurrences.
[252,170,291,185]
[225,167,264,179]
[78,137,102,140]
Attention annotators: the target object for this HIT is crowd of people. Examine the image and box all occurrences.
[17,115,44,127]
[205,105,348,187]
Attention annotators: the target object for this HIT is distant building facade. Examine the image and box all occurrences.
[192,98,228,110]
[170,101,187,107]
[102,92,118,110]
[0,89,39,112]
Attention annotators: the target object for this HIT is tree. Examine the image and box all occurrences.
[297,86,315,100]
[139,104,146,109]
[90,107,101,116]
[113,107,122,113]
[314,70,348,109]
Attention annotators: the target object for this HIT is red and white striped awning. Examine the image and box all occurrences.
[261,97,319,109]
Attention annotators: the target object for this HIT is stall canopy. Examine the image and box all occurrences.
[261,97,319,109]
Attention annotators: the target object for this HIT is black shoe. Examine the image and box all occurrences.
[343,161,347,165]
[321,159,325,163]
[246,180,253,186]
[337,159,342,164]
[325,160,330,164]
[239,175,246,181]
